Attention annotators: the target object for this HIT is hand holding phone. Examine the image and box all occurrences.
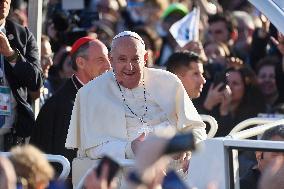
[96,156,120,186]
[212,72,227,92]
[163,132,195,155]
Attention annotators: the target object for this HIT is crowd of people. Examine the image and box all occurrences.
[0,0,284,188]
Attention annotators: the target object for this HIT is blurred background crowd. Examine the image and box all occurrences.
[2,0,284,188]
[10,0,283,134]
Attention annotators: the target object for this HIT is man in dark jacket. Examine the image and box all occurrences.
[0,0,43,150]
[30,36,110,186]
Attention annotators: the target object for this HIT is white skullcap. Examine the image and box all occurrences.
[113,31,145,46]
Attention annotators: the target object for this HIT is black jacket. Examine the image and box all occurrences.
[30,76,82,164]
[4,19,43,137]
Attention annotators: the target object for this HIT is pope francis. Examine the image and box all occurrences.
[65,31,207,162]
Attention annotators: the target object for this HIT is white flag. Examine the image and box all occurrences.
[169,7,200,47]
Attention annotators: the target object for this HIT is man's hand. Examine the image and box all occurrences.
[227,57,244,69]
[177,41,208,62]
[172,152,191,173]
[131,133,146,155]
[203,83,224,111]
[132,136,170,189]
[0,32,14,57]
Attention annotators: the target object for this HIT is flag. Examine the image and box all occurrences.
[169,7,200,47]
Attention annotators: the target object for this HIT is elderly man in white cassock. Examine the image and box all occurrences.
[65,31,206,172]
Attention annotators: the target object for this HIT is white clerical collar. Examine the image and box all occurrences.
[74,75,84,86]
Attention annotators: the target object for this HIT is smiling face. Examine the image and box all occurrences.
[110,36,147,89]
[82,41,110,80]
[257,65,277,97]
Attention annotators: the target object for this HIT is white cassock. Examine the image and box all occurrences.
[65,68,206,160]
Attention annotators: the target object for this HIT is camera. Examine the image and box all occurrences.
[96,156,120,186]
[163,132,195,155]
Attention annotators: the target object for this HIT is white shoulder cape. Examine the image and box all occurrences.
[65,68,206,152]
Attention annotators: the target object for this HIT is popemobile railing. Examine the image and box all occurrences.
[229,116,284,136]
[189,119,284,189]
[200,114,218,138]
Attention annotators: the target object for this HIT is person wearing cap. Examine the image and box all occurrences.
[66,31,206,172]
[155,3,188,66]
[30,36,110,187]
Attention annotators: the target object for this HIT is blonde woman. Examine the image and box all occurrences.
[9,144,54,189]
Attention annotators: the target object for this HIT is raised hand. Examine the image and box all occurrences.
[270,32,284,56]
[203,83,224,111]
[0,32,14,57]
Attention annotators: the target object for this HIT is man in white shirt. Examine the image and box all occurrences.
[66,31,206,166]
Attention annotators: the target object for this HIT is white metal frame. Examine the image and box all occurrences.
[189,121,284,189]
[189,138,284,189]
[228,119,284,139]
[28,0,43,117]
[200,114,218,138]
[229,117,283,135]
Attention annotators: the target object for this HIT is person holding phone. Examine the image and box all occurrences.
[83,161,118,189]
[200,66,265,136]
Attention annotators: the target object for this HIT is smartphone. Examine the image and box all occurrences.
[163,132,195,155]
[162,170,189,189]
[96,156,120,185]
[213,72,227,91]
